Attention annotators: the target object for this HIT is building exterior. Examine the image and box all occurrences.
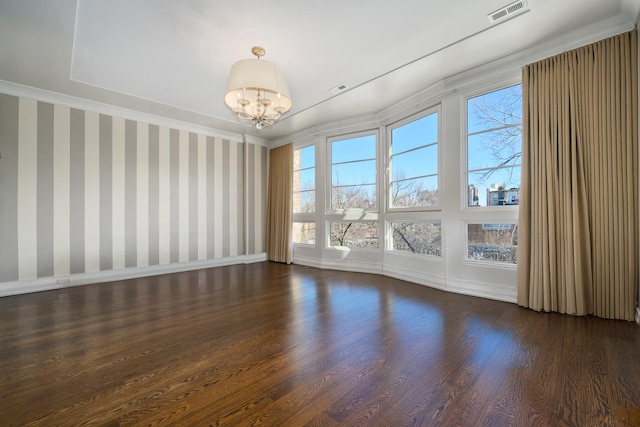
[486,184,520,206]
[468,185,480,206]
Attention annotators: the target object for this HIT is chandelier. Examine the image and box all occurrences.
[224,46,292,129]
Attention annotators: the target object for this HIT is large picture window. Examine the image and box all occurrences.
[467,85,522,207]
[388,110,439,209]
[330,133,377,210]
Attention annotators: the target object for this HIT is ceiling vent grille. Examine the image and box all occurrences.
[488,0,529,25]
[329,84,349,95]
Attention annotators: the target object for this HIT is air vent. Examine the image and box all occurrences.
[488,0,529,25]
[329,84,349,95]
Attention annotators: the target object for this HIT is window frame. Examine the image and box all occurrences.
[386,106,441,213]
[292,143,316,247]
[463,83,523,211]
[326,129,380,214]
[292,144,316,215]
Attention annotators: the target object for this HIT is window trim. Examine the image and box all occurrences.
[386,105,441,213]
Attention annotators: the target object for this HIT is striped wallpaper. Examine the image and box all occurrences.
[0,93,268,285]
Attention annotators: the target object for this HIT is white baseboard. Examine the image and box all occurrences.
[446,278,517,303]
[382,263,446,289]
[0,253,267,297]
[292,255,323,269]
[318,258,384,275]
[293,254,517,304]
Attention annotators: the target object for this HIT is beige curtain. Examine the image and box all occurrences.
[518,30,638,321]
[266,143,293,263]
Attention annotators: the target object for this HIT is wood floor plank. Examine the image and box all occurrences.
[0,262,639,426]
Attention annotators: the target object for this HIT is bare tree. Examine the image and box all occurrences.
[328,172,441,254]
[329,175,377,247]
[387,171,441,254]
[331,184,375,210]
[467,224,518,263]
[469,85,522,181]
[330,170,443,252]
[330,221,378,248]
[391,222,441,255]
[390,171,438,208]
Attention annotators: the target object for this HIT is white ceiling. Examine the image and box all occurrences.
[0,0,638,142]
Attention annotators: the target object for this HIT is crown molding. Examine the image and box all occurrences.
[281,14,634,147]
[621,0,640,24]
[0,79,271,146]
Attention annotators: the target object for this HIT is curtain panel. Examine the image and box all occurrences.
[518,30,638,321]
[266,143,293,264]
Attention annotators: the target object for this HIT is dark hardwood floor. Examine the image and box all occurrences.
[1,262,639,426]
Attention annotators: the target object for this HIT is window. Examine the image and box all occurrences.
[389,110,439,209]
[292,222,315,245]
[467,223,518,264]
[330,133,377,210]
[293,145,315,213]
[467,85,522,207]
[330,222,379,249]
[390,221,441,256]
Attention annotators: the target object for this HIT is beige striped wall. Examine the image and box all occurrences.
[0,93,268,285]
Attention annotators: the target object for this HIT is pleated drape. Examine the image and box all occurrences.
[518,30,638,321]
[266,143,293,264]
